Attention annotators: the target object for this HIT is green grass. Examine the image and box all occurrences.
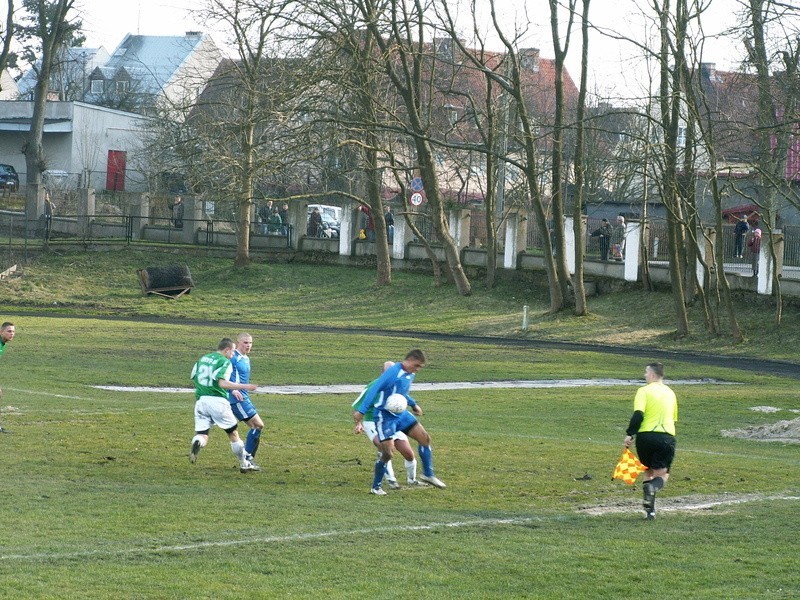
[0,316,797,598]
[0,247,799,361]
[0,249,797,597]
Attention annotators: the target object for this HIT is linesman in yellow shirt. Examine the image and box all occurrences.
[623,362,678,520]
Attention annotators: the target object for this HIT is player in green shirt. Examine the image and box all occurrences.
[0,322,15,432]
[624,362,678,520]
[189,338,260,473]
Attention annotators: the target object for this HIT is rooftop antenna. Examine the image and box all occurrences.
[137,2,141,34]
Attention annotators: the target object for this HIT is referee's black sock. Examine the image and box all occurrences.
[650,476,664,491]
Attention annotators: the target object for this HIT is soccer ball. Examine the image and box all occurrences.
[384,393,408,414]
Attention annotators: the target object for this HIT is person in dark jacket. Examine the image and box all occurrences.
[590,218,613,261]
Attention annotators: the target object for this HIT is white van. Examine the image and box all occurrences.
[307,204,341,225]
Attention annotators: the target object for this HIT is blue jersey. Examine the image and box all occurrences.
[354,362,418,417]
[228,350,251,404]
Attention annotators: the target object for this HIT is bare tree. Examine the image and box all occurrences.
[0,0,14,93]
[18,0,81,193]
[353,0,473,296]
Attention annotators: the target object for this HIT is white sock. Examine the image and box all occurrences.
[192,435,207,448]
[231,440,247,464]
[405,459,417,482]
[384,458,397,481]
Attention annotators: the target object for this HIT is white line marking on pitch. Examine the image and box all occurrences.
[94,378,737,395]
[580,494,800,516]
[3,494,797,562]
[0,517,538,561]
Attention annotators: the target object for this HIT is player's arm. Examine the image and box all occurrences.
[352,410,365,434]
[355,366,398,414]
[219,379,257,392]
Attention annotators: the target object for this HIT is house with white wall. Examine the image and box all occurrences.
[0,101,150,192]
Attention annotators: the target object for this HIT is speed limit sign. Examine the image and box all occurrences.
[410,192,424,206]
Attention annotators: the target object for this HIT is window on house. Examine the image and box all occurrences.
[116,80,129,93]
[677,126,687,148]
[90,79,103,94]
[449,109,458,126]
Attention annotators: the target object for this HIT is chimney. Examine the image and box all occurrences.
[185,31,203,40]
[700,62,716,80]
[520,48,540,73]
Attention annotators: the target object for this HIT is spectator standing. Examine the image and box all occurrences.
[385,206,395,244]
[169,195,185,229]
[279,202,289,236]
[267,207,282,234]
[358,205,375,241]
[43,191,54,240]
[258,200,273,235]
[747,228,762,277]
[307,207,323,237]
[590,218,613,260]
[612,215,626,260]
[733,214,749,258]
[623,362,678,520]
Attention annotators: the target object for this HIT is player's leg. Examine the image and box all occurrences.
[232,400,263,463]
[365,421,398,487]
[393,434,418,484]
[638,433,674,518]
[210,397,258,473]
[370,439,395,495]
[190,398,213,463]
[406,421,446,488]
[244,413,264,462]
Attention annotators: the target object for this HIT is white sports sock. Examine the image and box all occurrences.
[192,435,207,448]
[405,459,417,482]
[231,440,247,464]
[384,459,397,481]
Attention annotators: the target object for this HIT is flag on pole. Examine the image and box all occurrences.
[612,448,647,485]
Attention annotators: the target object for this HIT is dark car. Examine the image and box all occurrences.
[0,164,19,192]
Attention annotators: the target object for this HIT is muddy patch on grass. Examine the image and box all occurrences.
[722,416,800,444]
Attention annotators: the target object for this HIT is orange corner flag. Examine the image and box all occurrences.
[612,448,647,485]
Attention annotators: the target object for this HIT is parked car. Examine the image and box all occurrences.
[0,164,19,192]
[307,204,341,238]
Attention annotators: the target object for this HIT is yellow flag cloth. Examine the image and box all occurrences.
[612,448,647,485]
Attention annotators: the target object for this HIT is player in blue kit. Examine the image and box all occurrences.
[353,348,446,495]
[228,332,264,467]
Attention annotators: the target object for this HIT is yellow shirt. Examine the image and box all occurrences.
[633,381,678,436]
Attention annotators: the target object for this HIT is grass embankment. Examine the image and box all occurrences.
[0,247,797,362]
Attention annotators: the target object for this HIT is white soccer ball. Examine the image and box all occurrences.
[384,393,408,414]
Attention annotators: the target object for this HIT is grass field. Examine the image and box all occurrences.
[0,250,797,598]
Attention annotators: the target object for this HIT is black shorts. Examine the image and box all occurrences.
[636,431,676,470]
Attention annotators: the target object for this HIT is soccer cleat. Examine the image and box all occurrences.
[240,462,261,473]
[245,455,260,469]
[370,487,387,496]
[189,439,202,464]
[642,481,656,512]
[645,510,656,520]
[407,479,429,486]
[387,478,401,490]
[419,474,447,489]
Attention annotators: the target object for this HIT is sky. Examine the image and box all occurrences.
[71,0,749,100]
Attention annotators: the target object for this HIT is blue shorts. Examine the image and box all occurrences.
[375,409,417,442]
[230,398,259,422]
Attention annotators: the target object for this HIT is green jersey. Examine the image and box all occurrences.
[191,352,233,400]
[0,341,6,358]
[352,377,382,421]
